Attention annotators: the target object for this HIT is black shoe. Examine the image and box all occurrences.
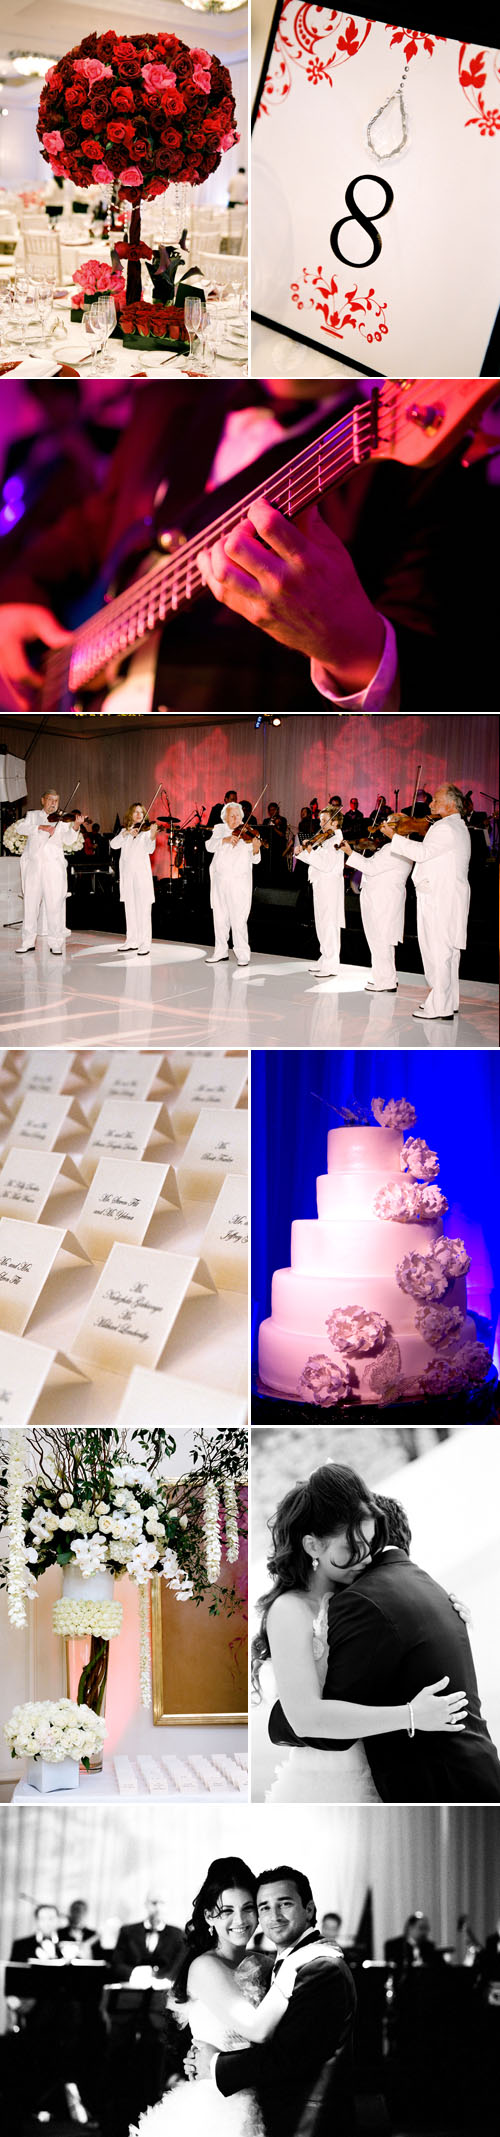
[49,949,63,957]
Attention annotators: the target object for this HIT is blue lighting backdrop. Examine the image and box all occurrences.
[251,1050,499,1365]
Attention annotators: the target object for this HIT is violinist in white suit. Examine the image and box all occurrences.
[110,802,158,956]
[205,801,260,966]
[343,838,412,992]
[295,807,345,976]
[4,788,84,955]
[381,784,471,1020]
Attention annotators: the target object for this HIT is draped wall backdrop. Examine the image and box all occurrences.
[1,1804,498,2024]
[251,1049,499,1358]
[0,716,497,832]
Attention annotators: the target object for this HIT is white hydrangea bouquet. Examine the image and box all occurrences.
[1,1427,247,1754]
[4,1698,106,1791]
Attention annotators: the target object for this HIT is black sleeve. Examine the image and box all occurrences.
[216,2044,266,2097]
[324,1592,402,1705]
[112,1928,134,1980]
[217,1962,354,2100]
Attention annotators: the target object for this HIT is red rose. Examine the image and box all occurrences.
[65,85,86,107]
[111,87,135,111]
[107,122,132,143]
[89,94,110,118]
[63,129,79,149]
[82,141,104,159]
[81,111,103,131]
[118,57,142,79]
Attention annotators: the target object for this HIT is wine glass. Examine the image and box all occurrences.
[83,293,116,373]
[183,293,203,371]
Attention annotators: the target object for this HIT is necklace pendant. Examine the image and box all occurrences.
[367,88,408,161]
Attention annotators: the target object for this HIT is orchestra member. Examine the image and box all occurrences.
[260,801,288,884]
[110,804,158,957]
[367,793,388,825]
[4,790,84,955]
[381,784,471,1020]
[205,801,260,965]
[342,797,366,841]
[344,838,412,992]
[295,806,345,976]
[207,789,237,828]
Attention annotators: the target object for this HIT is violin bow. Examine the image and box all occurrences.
[134,783,165,833]
[232,783,269,843]
[409,762,422,820]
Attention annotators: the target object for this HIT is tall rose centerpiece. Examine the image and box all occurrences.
[37,31,239,301]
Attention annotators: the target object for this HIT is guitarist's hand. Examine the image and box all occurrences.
[0,604,71,709]
[198,501,385,694]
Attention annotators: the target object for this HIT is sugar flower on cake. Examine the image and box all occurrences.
[371,1097,417,1129]
[420,1343,492,1397]
[395,1250,450,1300]
[374,1182,448,1223]
[433,1236,471,1278]
[400,1136,440,1181]
[325,1306,391,1356]
[414,1302,465,1348]
[297,1355,357,1404]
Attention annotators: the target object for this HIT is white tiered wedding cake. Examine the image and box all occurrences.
[258,1098,492,1408]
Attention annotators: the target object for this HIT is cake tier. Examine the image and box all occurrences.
[292,1215,442,1278]
[317,1170,419,1220]
[272,1266,467,1331]
[259,1309,476,1405]
[327,1126,403,1174]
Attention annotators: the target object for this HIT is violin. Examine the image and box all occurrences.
[306,821,343,850]
[384,812,432,838]
[233,824,268,848]
[46,780,82,825]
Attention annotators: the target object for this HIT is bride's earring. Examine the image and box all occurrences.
[311,1556,319,1571]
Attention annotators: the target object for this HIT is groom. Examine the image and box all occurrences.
[212,1864,356,2135]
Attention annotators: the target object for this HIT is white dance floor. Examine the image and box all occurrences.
[0,931,496,1049]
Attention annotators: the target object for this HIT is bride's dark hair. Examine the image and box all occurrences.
[251,1463,389,1699]
[174,1857,258,2002]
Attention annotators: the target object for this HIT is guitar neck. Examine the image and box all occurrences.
[43,397,377,705]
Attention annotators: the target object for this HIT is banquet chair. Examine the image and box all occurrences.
[197,249,247,292]
[23,228,61,278]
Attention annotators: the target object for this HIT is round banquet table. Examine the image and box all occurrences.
[0,294,247,377]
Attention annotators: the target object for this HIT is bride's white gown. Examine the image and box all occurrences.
[266,1595,381,1803]
[134,1977,265,2137]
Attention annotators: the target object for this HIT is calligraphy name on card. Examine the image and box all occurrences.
[0,1217,66,1337]
[199,1175,248,1294]
[171,1055,248,1137]
[3,1093,79,1154]
[0,1148,83,1225]
[176,1106,249,1201]
[0,1330,59,1427]
[80,1098,173,1185]
[76,1157,172,1262]
[115,1367,248,1432]
[84,1053,167,1124]
[73,1242,210,1375]
[15,1052,79,1098]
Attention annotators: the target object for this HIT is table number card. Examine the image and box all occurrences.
[252,8,500,374]
[115,1366,248,1431]
[73,1242,215,1376]
[0,1218,88,1338]
[0,1148,84,1225]
[76,1157,178,1262]
[2,1093,86,1155]
[176,1107,249,1201]
[0,1331,87,1427]
[79,1099,174,1186]
[171,1057,248,1138]
[83,1053,169,1124]
[199,1175,248,1294]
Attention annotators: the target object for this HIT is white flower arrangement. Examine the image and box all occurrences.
[400,1136,440,1181]
[6,1434,32,1630]
[223,1478,240,1565]
[4,1698,106,1768]
[203,1480,222,1585]
[52,1599,123,1638]
[325,1306,390,1356]
[414,1303,464,1349]
[297,1355,356,1405]
[371,1098,417,1129]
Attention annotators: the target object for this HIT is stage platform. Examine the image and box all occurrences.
[0,932,497,1050]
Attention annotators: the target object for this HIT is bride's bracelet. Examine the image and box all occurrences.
[407,1703,415,1738]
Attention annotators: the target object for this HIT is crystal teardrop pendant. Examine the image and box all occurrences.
[367,89,408,161]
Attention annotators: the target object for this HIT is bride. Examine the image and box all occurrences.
[252,1463,468,1803]
[134,1855,305,2137]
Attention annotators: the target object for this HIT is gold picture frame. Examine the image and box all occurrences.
[151,1574,248,1727]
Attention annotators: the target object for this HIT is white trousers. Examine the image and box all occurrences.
[312,879,342,972]
[417,897,461,1015]
[211,876,251,963]
[122,878,153,952]
[23,862,66,952]
[361,899,398,989]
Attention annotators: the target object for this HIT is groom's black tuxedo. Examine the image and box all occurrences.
[215,1928,356,2136]
[322,1550,500,1802]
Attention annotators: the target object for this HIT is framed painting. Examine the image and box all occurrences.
[151,1575,248,1727]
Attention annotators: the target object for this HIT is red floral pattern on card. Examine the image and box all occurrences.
[291,264,388,343]
[458,44,500,135]
[384,26,446,65]
[258,7,372,118]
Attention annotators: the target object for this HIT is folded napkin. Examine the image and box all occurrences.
[0,354,61,378]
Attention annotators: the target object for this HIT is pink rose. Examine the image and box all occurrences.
[192,69,211,93]
[119,166,144,186]
[50,162,68,177]
[220,130,237,151]
[74,58,113,83]
[92,163,114,183]
[191,49,212,67]
[142,63,177,93]
[42,130,64,155]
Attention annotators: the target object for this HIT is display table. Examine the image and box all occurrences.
[13,1748,248,1801]
[0,855,22,926]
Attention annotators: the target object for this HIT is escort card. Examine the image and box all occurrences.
[14,1052,84,1099]
[164,1050,226,1088]
[2,1093,86,1154]
[76,1158,176,1262]
[115,1366,248,1431]
[0,1219,70,1338]
[0,1331,87,1427]
[83,1053,169,1124]
[252,9,500,375]
[171,1056,248,1138]
[0,1148,84,1225]
[72,1242,214,1376]
[79,1099,174,1186]
[176,1107,249,1201]
[198,1175,248,1294]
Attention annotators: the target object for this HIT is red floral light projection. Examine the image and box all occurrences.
[37,29,238,299]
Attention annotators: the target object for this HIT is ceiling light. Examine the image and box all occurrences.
[11,55,57,78]
[181,2,245,13]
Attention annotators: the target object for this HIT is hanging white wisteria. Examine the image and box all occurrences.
[223,1476,240,1565]
[138,1583,152,1711]
[6,1434,30,1630]
[203,1479,222,1585]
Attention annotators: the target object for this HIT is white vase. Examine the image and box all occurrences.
[62,1567,115,1772]
[27,1757,79,1794]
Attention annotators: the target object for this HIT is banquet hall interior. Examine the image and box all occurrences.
[0,710,497,1051]
[0,1800,498,2134]
[0,7,248,378]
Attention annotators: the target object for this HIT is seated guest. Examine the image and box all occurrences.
[342,796,365,841]
[207,789,237,828]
